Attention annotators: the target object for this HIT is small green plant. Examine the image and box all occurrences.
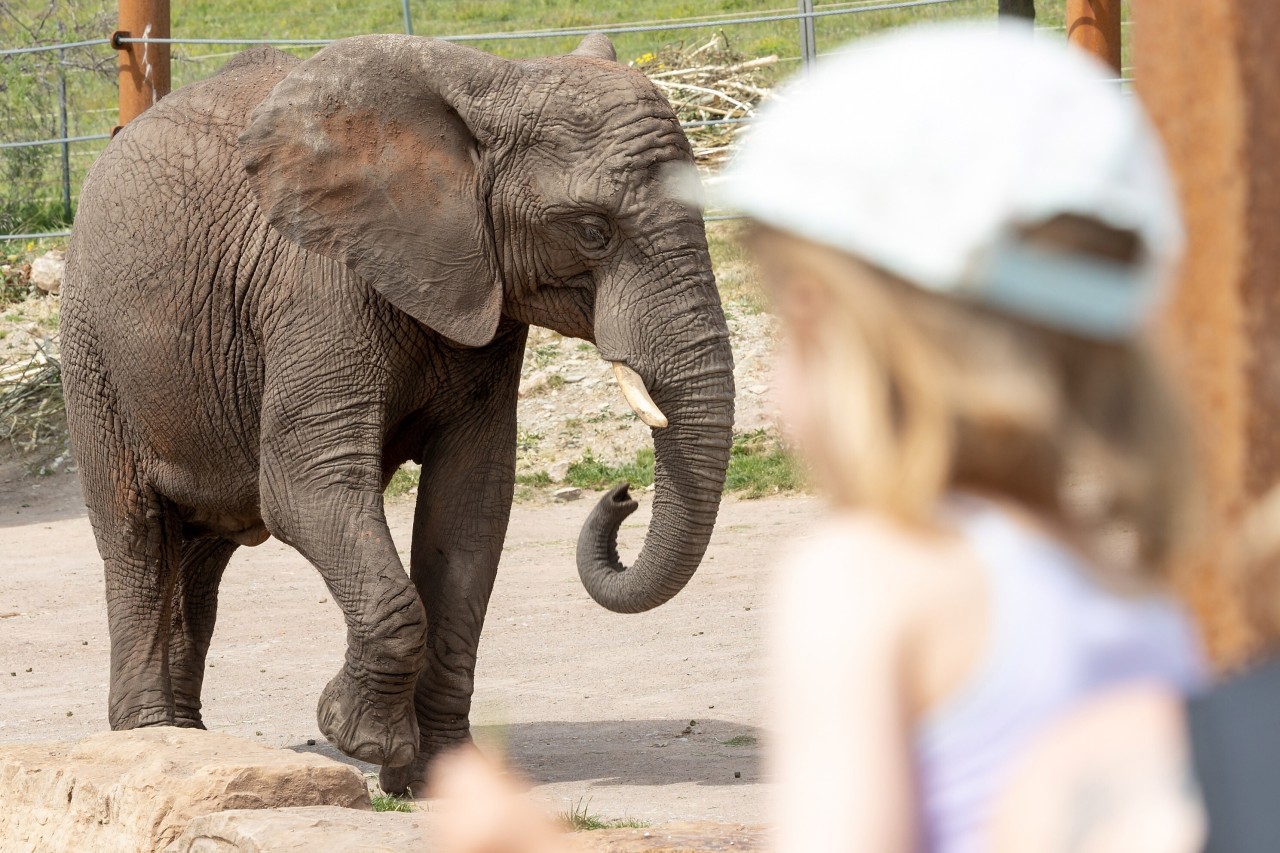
[532,342,560,367]
[565,449,655,490]
[371,792,415,813]
[384,465,421,498]
[559,799,649,832]
[516,428,542,452]
[722,734,758,747]
[724,430,803,498]
[546,374,566,390]
[516,470,552,487]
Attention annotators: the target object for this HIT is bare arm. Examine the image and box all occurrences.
[767,526,918,853]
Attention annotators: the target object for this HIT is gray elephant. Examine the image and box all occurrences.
[60,33,734,792]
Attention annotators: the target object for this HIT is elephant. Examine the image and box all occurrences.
[60,32,734,792]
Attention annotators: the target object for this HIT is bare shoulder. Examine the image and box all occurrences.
[779,511,970,595]
[772,510,973,644]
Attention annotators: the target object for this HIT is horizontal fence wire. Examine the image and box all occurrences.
[0,38,112,57]
[0,231,72,242]
[0,0,1068,241]
[0,134,111,150]
[115,0,968,47]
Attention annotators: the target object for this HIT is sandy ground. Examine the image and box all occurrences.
[0,468,818,825]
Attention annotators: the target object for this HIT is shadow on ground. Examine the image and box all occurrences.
[286,718,764,789]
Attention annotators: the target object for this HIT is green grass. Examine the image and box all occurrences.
[4,0,1058,237]
[531,342,560,367]
[722,734,758,746]
[725,428,803,498]
[561,431,803,496]
[371,792,415,813]
[565,448,656,490]
[516,469,553,486]
[384,465,421,498]
[559,799,650,832]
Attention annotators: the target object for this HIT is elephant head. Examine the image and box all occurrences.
[239,34,734,614]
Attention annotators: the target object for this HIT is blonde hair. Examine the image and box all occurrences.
[754,224,1200,581]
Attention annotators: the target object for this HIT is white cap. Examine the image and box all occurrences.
[713,23,1184,339]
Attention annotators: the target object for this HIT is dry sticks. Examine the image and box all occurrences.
[637,35,777,167]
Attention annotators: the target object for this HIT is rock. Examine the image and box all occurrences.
[0,728,369,853]
[568,822,769,852]
[29,250,64,295]
[747,384,769,396]
[554,487,582,502]
[171,813,765,853]
[564,374,586,384]
[519,370,547,397]
[549,461,570,482]
[168,806,435,853]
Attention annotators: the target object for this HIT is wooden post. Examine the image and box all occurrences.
[113,0,170,132]
[1067,0,1122,72]
[1135,0,1280,665]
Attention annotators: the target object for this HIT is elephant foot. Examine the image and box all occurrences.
[317,668,419,767]
[378,730,473,796]
[172,713,206,729]
[109,704,175,730]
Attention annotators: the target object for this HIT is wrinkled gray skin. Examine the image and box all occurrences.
[60,34,734,793]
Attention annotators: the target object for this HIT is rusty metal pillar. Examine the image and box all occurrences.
[1135,0,1280,666]
[1067,0,1122,72]
[113,0,170,132]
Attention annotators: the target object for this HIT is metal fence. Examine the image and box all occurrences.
[0,0,1126,242]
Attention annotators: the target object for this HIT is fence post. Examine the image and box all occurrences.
[1066,0,1121,72]
[797,0,817,72]
[402,0,413,35]
[113,0,170,132]
[57,42,71,223]
[1135,0,1280,664]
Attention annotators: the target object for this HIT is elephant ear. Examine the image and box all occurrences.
[570,34,617,62]
[239,36,504,347]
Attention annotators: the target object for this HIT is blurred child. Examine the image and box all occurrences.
[434,23,1208,853]
[719,24,1206,853]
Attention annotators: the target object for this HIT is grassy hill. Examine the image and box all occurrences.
[1,0,1095,235]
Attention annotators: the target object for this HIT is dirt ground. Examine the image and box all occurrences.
[0,467,818,826]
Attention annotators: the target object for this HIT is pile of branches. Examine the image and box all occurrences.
[634,33,776,167]
[0,337,64,456]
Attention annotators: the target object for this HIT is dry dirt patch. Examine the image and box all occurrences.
[0,470,817,826]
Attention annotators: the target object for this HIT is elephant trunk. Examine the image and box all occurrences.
[577,273,735,613]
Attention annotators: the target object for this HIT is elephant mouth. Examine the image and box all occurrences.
[610,362,668,429]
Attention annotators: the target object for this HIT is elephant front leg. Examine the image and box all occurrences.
[259,437,427,769]
[379,405,519,794]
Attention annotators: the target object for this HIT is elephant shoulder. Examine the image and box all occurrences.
[217,46,301,80]
[119,46,299,149]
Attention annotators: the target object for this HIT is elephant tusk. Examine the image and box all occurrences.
[611,363,669,429]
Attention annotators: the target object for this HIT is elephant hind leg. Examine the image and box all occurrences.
[170,537,238,728]
[94,481,185,730]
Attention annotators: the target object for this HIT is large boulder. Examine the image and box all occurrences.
[0,728,369,853]
[168,806,433,852]
[169,811,766,853]
[29,249,64,295]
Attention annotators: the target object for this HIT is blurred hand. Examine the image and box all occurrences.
[430,746,568,853]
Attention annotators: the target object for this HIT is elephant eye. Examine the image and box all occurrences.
[576,217,612,252]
